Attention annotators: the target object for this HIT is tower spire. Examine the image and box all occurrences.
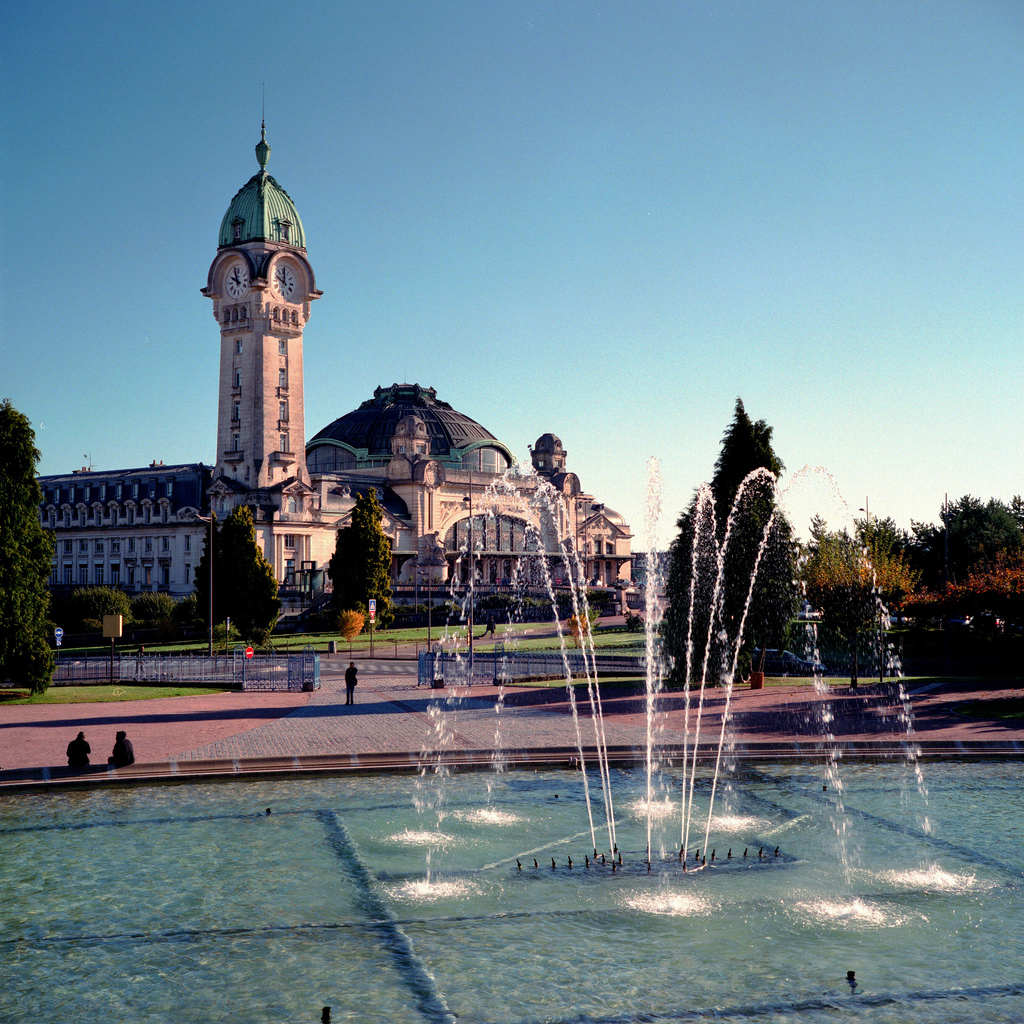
[256,121,271,171]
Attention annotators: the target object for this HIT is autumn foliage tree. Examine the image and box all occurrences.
[802,518,919,685]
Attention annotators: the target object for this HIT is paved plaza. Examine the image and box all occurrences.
[1,651,1021,790]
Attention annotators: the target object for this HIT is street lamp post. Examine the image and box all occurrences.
[463,470,474,679]
[195,513,215,657]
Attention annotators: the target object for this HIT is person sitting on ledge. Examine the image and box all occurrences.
[107,730,135,768]
[66,731,91,768]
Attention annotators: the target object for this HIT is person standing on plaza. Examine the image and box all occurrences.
[66,731,91,767]
[345,662,358,705]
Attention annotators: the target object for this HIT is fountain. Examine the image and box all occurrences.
[2,467,1022,1023]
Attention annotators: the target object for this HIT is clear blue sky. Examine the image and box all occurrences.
[2,1,1020,549]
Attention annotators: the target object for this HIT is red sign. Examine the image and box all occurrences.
[245,646,254,659]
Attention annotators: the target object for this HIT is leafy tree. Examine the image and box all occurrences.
[802,518,919,685]
[195,506,280,645]
[67,586,132,631]
[665,399,797,685]
[131,592,175,624]
[337,609,365,653]
[910,496,1024,590]
[906,553,1024,633]
[329,491,394,628]
[0,399,55,692]
[172,594,199,626]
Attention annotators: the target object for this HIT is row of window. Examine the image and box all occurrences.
[232,400,289,422]
[223,306,298,326]
[43,504,185,528]
[44,480,173,505]
[60,535,191,556]
[229,433,290,453]
[52,563,184,588]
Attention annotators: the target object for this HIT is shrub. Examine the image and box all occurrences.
[337,609,365,643]
[68,587,132,631]
[624,612,644,632]
[131,592,176,624]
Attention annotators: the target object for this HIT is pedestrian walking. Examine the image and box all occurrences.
[345,662,358,705]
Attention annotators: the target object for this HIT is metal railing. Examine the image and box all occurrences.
[51,648,320,691]
[418,645,646,687]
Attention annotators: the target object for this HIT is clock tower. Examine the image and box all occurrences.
[202,124,321,520]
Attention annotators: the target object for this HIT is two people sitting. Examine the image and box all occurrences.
[65,730,135,769]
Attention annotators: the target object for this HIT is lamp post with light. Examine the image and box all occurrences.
[462,470,475,678]
[194,513,215,657]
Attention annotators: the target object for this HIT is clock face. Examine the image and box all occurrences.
[274,264,297,298]
[225,263,249,298]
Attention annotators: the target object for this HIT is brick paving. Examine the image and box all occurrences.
[1,656,1021,790]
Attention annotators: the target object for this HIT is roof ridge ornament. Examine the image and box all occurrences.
[256,120,271,172]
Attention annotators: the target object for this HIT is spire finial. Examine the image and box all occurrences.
[256,120,271,171]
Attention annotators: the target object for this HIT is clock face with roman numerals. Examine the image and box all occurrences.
[225,263,249,298]
[273,264,296,298]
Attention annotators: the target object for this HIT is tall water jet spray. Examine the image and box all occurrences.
[642,457,666,862]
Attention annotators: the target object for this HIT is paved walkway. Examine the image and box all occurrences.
[1,657,1021,790]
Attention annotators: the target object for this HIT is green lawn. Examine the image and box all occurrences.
[57,621,649,657]
[954,697,1024,720]
[0,684,234,705]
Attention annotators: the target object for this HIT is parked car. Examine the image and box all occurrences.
[751,648,827,676]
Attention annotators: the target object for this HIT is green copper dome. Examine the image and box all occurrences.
[217,126,306,249]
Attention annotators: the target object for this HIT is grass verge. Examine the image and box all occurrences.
[0,684,235,705]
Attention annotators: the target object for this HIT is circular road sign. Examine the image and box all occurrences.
[245,646,254,659]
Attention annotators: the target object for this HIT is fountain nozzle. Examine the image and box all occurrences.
[711,848,715,862]
[743,848,748,858]
[551,857,556,870]
[517,859,521,870]
[568,856,573,869]
[534,859,538,869]
[728,848,732,859]
[774,846,779,857]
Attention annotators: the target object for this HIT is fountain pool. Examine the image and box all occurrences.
[2,760,1022,1023]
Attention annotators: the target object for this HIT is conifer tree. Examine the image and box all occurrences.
[329,490,394,628]
[665,398,796,685]
[0,400,55,692]
[194,506,280,645]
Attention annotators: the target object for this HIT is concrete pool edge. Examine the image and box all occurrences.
[2,737,1022,793]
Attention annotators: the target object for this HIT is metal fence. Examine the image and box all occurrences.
[418,645,647,687]
[51,648,320,691]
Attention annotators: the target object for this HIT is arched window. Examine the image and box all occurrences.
[461,447,509,474]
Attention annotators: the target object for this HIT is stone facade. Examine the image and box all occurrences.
[37,128,632,607]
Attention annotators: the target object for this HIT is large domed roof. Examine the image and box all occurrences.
[307,383,513,466]
[217,126,306,249]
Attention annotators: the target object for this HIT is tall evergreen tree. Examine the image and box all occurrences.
[0,400,55,692]
[665,399,797,685]
[329,491,394,628]
[194,506,280,645]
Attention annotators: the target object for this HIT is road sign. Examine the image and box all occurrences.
[245,646,254,659]
[54,628,63,640]
[368,599,376,621]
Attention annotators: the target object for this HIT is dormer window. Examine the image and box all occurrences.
[232,217,243,241]
[280,219,291,242]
